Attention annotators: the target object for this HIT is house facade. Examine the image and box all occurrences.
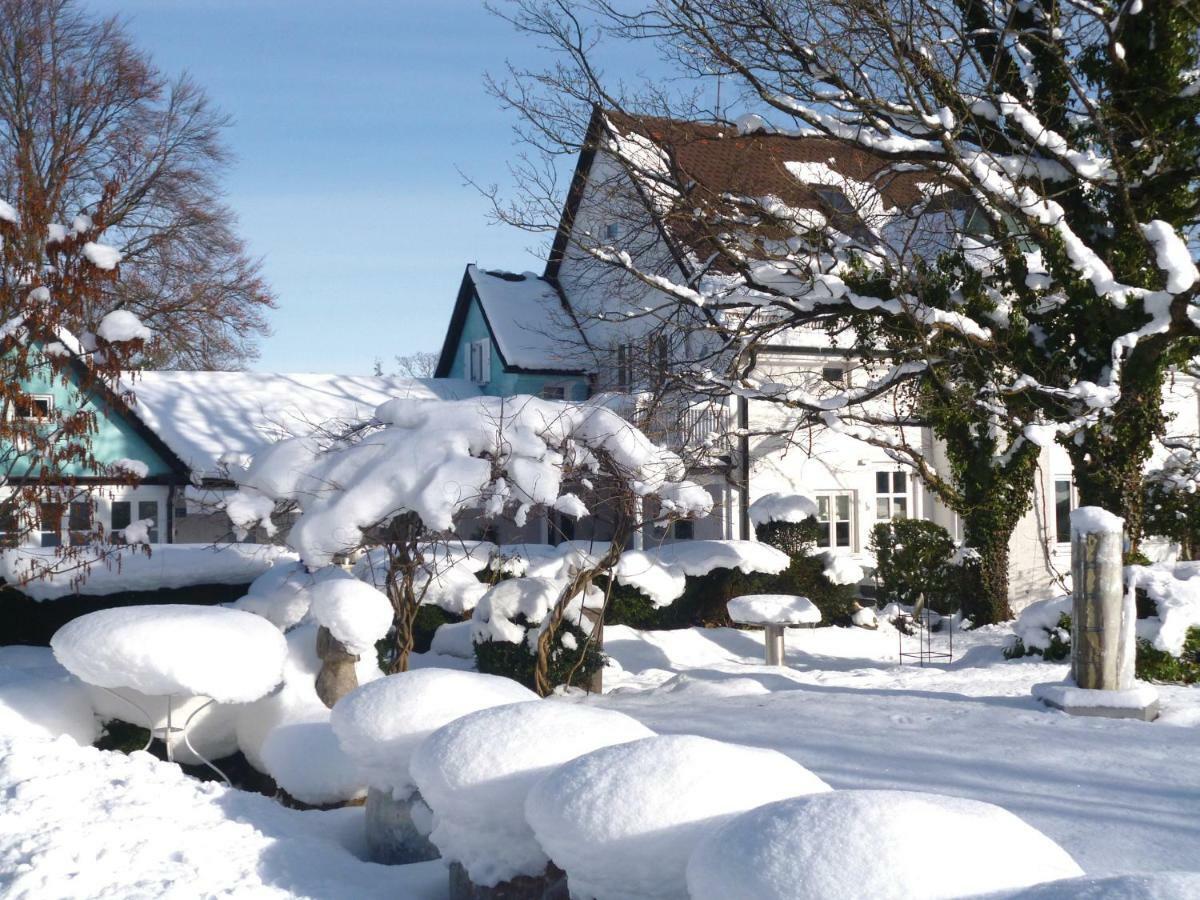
[432,111,1200,610]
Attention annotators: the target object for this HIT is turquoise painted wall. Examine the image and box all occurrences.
[11,354,176,479]
[449,296,589,401]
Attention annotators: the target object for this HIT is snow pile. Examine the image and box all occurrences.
[430,620,475,658]
[96,308,148,342]
[983,871,1200,899]
[0,647,97,745]
[727,593,822,626]
[822,551,865,585]
[2,543,295,600]
[52,605,288,703]
[686,790,1082,900]
[260,719,367,807]
[471,576,601,646]
[1012,595,1072,654]
[308,575,393,656]
[224,394,712,568]
[330,669,537,799]
[749,491,818,527]
[526,734,831,900]
[1127,563,1200,657]
[0,736,442,899]
[615,540,790,607]
[229,560,314,630]
[1070,506,1124,537]
[410,701,654,886]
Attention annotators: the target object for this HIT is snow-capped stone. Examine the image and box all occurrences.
[330,669,537,799]
[308,576,393,656]
[686,790,1082,900]
[411,701,654,887]
[527,734,831,900]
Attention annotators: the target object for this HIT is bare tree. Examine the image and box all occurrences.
[0,0,275,369]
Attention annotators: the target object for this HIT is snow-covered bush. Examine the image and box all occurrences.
[525,734,831,900]
[685,790,1082,900]
[1005,596,1072,662]
[409,700,654,888]
[738,516,858,624]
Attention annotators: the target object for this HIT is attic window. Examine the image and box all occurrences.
[603,223,621,241]
[16,394,53,420]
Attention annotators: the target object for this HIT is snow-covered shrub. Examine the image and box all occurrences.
[737,517,857,624]
[1005,596,1072,662]
[525,734,831,900]
[409,700,654,888]
[870,518,958,612]
[474,617,603,691]
[685,790,1082,900]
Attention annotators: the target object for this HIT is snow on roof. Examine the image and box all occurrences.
[468,265,589,373]
[122,370,481,477]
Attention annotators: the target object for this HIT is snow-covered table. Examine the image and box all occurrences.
[727,594,822,666]
[51,604,288,781]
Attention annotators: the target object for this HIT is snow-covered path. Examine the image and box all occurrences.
[589,625,1200,877]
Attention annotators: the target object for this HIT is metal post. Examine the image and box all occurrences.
[1071,515,1133,691]
[764,624,786,666]
[164,695,175,762]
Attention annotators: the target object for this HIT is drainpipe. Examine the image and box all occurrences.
[166,482,176,544]
[738,395,750,541]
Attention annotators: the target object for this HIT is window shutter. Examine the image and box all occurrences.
[479,340,490,384]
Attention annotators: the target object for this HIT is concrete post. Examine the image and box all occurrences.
[764,624,786,666]
[1070,509,1134,691]
[364,787,439,864]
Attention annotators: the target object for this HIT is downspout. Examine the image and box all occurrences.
[738,395,750,541]
[166,482,176,544]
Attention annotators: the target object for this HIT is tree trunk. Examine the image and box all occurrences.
[959,523,1014,626]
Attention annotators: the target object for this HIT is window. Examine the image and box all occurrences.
[111,500,131,543]
[816,493,854,549]
[1054,479,1074,544]
[875,471,908,520]
[468,339,490,384]
[68,501,93,547]
[673,520,695,540]
[541,384,567,401]
[0,507,18,548]
[648,336,669,387]
[38,502,62,548]
[615,343,632,391]
[822,366,846,385]
[139,500,159,544]
[603,222,621,241]
[16,394,53,420]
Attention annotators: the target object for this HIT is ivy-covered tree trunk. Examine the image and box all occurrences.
[959,532,1012,626]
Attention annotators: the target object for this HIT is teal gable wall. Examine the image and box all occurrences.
[14,357,177,479]
[449,296,589,401]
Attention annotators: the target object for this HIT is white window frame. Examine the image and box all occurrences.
[468,339,490,385]
[815,491,855,550]
[16,393,54,421]
[1053,477,1076,545]
[874,470,910,521]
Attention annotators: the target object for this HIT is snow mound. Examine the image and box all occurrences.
[615,540,790,606]
[526,734,830,900]
[330,668,537,798]
[52,605,288,703]
[822,552,865,585]
[983,871,1200,899]
[0,666,97,745]
[229,560,313,630]
[1012,595,1072,653]
[430,620,475,659]
[237,624,380,774]
[686,790,1082,900]
[749,491,818,527]
[411,701,654,887]
[260,719,366,806]
[308,575,393,656]
[727,593,821,626]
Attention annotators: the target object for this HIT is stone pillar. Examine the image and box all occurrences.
[315,626,359,708]
[1070,509,1133,691]
[364,787,439,864]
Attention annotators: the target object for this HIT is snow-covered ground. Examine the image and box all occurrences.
[1,621,1197,897]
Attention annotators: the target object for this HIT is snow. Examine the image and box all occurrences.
[330,669,537,799]
[308,575,393,656]
[1127,562,1200,657]
[615,540,791,606]
[96,308,148,341]
[471,575,600,645]
[686,790,1082,900]
[430,620,475,658]
[748,490,818,526]
[822,551,865,585]
[230,560,314,630]
[527,733,829,900]
[1071,506,1124,536]
[1141,220,1199,294]
[111,457,150,478]
[1012,595,1072,653]
[0,651,97,745]
[1,543,295,600]
[410,700,654,886]
[122,518,154,545]
[467,266,586,373]
[727,593,822,625]
[261,719,367,806]
[983,871,1200,898]
[1032,680,1160,711]
[51,605,288,703]
[88,684,242,766]
[122,370,481,478]
[0,198,16,223]
[0,736,446,899]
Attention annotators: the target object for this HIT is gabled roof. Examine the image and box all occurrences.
[434,264,590,378]
[122,370,481,478]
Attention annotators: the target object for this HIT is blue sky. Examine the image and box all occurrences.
[85,1,555,374]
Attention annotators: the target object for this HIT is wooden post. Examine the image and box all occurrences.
[1070,509,1133,692]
